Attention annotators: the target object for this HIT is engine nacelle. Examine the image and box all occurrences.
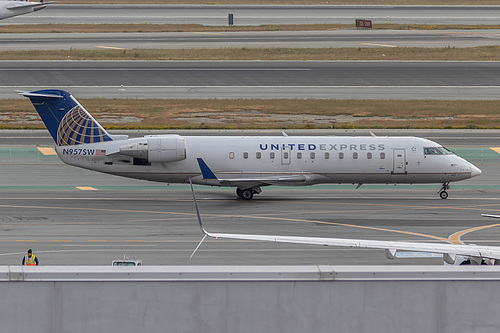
[443,253,496,265]
[119,141,148,160]
[119,135,186,163]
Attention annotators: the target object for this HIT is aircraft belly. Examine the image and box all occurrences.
[57,152,91,169]
[107,172,190,183]
[325,172,467,184]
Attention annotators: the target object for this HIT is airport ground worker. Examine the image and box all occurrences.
[22,249,39,266]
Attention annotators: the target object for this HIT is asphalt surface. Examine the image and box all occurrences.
[1,129,499,266]
[2,60,500,100]
[3,30,500,50]
[3,5,500,26]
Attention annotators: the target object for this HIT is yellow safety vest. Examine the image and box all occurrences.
[25,254,36,266]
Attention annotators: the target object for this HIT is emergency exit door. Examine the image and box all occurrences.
[392,149,406,174]
[281,146,291,165]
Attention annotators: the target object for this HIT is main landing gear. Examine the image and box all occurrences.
[438,182,450,199]
[236,187,261,200]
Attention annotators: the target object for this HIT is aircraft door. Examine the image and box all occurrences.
[281,146,291,165]
[392,149,406,174]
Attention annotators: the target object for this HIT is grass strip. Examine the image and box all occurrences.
[1,23,500,33]
[3,98,500,129]
[55,0,500,5]
[2,46,500,61]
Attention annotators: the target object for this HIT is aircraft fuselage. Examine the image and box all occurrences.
[56,135,479,186]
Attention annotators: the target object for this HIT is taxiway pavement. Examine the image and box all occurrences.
[2,61,500,100]
[0,130,499,266]
[3,30,500,50]
[3,5,500,26]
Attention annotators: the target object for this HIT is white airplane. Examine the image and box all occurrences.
[0,0,54,20]
[190,181,500,265]
[22,89,481,200]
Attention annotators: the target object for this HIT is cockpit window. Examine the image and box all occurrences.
[424,147,442,155]
[438,147,453,155]
[424,147,454,155]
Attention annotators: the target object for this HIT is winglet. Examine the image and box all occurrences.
[482,214,500,219]
[189,178,209,259]
[196,158,218,180]
[190,178,207,233]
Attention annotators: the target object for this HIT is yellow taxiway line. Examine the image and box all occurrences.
[76,186,98,191]
[36,147,57,155]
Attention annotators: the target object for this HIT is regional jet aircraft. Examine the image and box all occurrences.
[190,181,500,265]
[0,0,54,20]
[22,89,481,199]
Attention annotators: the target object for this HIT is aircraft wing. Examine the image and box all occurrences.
[196,158,307,186]
[217,175,306,186]
[6,1,56,9]
[202,230,500,261]
[190,180,500,263]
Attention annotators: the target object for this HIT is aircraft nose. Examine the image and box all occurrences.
[471,165,482,178]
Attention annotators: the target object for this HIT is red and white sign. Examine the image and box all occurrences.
[356,19,372,29]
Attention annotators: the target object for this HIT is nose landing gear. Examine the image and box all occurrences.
[438,182,450,199]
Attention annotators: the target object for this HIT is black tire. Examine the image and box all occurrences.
[241,189,254,200]
[439,191,449,199]
[236,188,243,198]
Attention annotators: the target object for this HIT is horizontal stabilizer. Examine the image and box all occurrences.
[18,90,62,99]
[7,1,56,9]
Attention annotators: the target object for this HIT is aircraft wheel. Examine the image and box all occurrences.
[439,191,449,199]
[240,189,254,200]
[236,188,243,199]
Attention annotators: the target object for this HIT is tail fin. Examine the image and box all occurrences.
[21,89,112,146]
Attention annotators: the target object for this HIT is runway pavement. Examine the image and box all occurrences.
[3,30,500,50]
[1,129,500,266]
[2,60,500,100]
[3,5,500,26]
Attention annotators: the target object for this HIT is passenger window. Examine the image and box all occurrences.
[256,152,261,159]
[270,152,275,159]
[283,152,289,159]
[243,152,248,159]
[339,152,344,159]
[310,152,315,159]
[367,152,372,159]
[297,152,302,159]
[229,152,234,159]
[325,152,330,160]
[353,152,358,159]
[380,152,385,159]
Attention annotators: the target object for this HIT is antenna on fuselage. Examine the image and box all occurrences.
[369,131,376,137]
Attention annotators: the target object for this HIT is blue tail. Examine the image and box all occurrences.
[21,89,112,146]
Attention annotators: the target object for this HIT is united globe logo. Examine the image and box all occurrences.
[56,105,107,146]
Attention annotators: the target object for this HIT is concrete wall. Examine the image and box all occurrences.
[2,265,500,333]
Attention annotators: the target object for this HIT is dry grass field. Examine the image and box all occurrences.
[3,98,500,130]
[58,0,500,5]
[2,46,500,61]
[1,23,499,34]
